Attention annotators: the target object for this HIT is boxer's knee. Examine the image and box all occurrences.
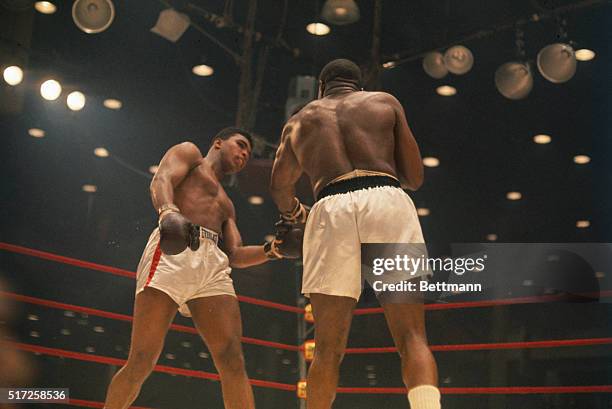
[212,337,246,376]
[124,350,159,381]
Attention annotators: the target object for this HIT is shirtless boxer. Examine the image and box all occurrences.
[270,60,441,409]
[104,127,299,409]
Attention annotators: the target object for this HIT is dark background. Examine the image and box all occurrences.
[1,0,611,408]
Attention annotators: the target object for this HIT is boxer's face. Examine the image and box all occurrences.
[220,134,251,174]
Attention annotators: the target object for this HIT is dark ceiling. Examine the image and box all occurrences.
[1,0,611,408]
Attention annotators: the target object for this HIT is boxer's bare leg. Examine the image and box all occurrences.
[104,287,177,409]
[381,284,438,389]
[307,293,357,409]
[188,295,255,409]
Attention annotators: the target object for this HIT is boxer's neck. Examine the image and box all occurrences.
[323,81,359,97]
[204,151,225,181]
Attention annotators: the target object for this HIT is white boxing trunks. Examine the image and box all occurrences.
[135,227,235,317]
[303,175,429,301]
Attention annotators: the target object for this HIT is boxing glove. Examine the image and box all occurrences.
[159,212,200,255]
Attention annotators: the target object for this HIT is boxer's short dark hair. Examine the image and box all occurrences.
[319,59,362,87]
[212,127,253,149]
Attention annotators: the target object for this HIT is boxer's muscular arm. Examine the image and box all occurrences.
[270,121,303,213]
[150,142,202,211]
[221,203,269,268]
[388,95,424,191]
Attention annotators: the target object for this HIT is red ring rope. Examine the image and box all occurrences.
[10,342,611,396]
[2,291,300,352]
[68,399,152,409]
[8,291,611,354]
[9,342,297,391]
[2,242,610,316]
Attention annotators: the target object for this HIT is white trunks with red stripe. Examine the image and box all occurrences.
[135,227,235,317]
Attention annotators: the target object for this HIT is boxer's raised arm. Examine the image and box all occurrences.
[388,95,424,191]
[150,142,202,212]
[270,121,303,213]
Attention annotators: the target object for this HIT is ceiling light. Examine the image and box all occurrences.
[506,191,522,201]
[576,220,590,228]
[575,48,595,62]
[181,341,192,348]
[306,23,330,36]
[30,331,40,338]
[64,311,75,317]
[537,43,576,83]
[436,85,456,96]
[93,326,105,333]
[85,346,95,353]
[35,1,56,14]
[486,233,498,241]
[321,0,360,25]
[94,147,109,157]
[3,66,23,86]
[192,64,214,76]
[382,61,396,69]
[573,155,590,164]
[40,79,62,100]
[165,353,176,360]
[82,184,97,193]
[444,45,474,75]
[248,195,264,205]
[28,128,45,138]
[103,98,122,110]
[533,134,551,144]
[67,91,86,111]
[199,352,209,358]
[149,165,159,174]
[422,51,448,79]
[422,157,440,167]
[27,314,39,321]
[417,208,430,216]
[595,271,605,279]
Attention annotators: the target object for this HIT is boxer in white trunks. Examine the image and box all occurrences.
[270,59,441,409]
[104,127,301,409]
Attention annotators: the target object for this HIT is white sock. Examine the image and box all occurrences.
[408,385,441,409]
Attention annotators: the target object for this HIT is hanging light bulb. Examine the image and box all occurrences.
[537,43,576,83]
[422,52,448,79]
[443,45,474,75]
[495,62,533,100]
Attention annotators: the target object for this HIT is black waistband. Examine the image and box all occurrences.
[316,175,401,202]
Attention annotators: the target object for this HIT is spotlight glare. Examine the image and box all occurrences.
[94,147,109,157]
[3,66,24,86]
[306,22,330,36]
[382,61,396,69]
[506,191,522,201]
[416,208,430,217]
[422,157,440,168]
[576,220,590,228]
[103,98,122,110]
[192,64,214,76]
[40,79,62,100]
[35,1,56,14]
[573,155,590,164]
[575,49,595,61]
[486,233,498,242]
[82,184,97,193]
[248,195,264,205]
[28,128,45,138]
[533,134,552,144]
[67,91,86,111]
[436,85,456,96]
